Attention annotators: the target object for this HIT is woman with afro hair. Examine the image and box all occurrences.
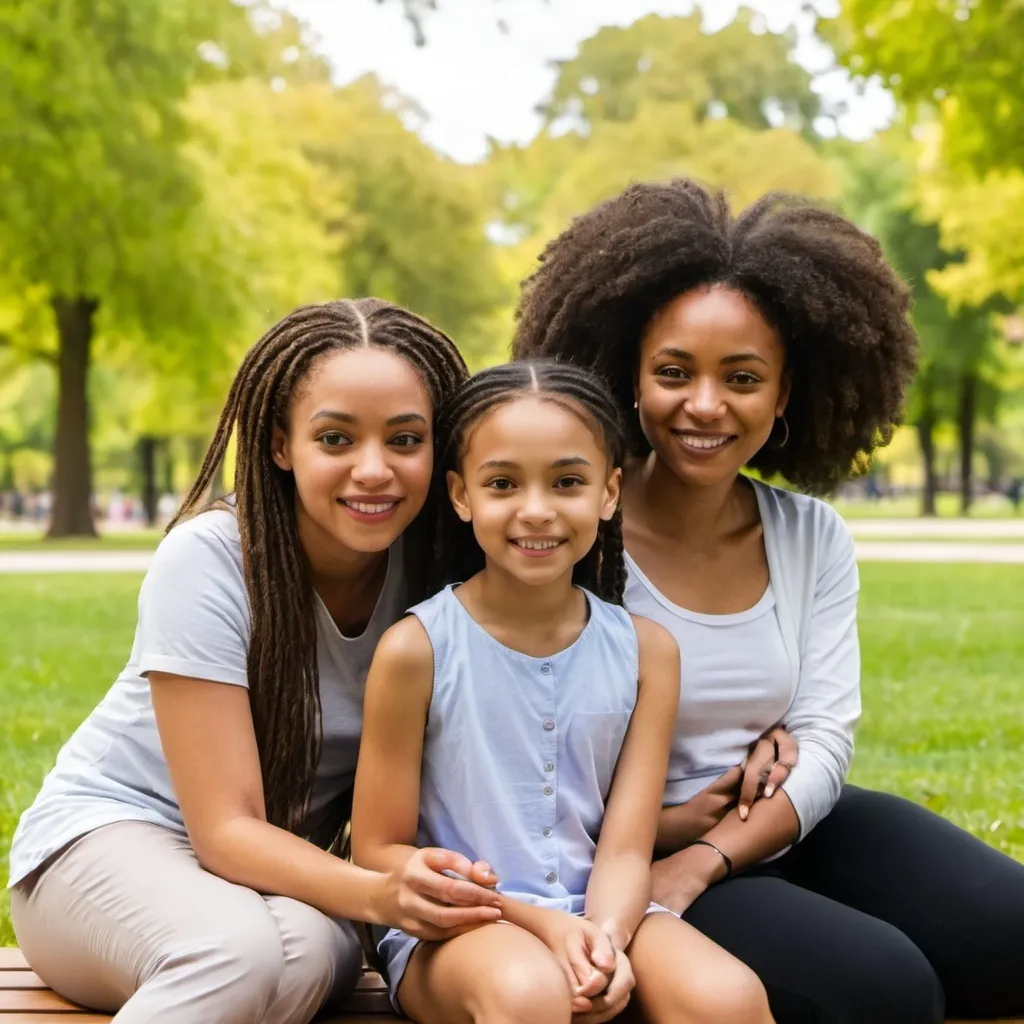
[513,179,1024,1024]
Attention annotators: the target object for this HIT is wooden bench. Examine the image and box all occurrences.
[3,945,1020,1022]
[0,947,401,1022]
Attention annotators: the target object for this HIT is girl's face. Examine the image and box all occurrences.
[635,285,790,489]
[272,347,434,559]
[447,395,621,589]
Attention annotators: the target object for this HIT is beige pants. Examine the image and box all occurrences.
[10,820,363,1023]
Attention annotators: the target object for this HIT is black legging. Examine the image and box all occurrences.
[681,786,1024,1023]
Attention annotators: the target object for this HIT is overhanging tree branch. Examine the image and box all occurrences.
[0,332,58,366]
[376,0,548,46]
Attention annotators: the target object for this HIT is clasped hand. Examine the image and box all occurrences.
[537,911,634,1022]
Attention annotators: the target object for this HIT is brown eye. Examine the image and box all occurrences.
[729,371,762,386]
[319,432,350,448]
[390,432,424,448]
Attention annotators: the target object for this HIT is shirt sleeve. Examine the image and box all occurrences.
[780,507,861,838]
[135,514,251,687]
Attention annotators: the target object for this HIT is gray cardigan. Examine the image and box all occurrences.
[754,479,861,837]
[623,479,861,839]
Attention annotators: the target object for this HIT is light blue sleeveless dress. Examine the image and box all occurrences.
[377,584,655,1009]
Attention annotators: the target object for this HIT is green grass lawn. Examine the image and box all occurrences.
[1,565,1022,946]
[0,530,163,551]
[833,493,1019,519]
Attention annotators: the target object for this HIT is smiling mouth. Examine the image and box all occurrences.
[511,538,566,552]
[675,434,734,451]
[339,499,400,515]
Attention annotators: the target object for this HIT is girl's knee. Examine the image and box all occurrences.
[677,962,773,1024]
[472,956,573,1024]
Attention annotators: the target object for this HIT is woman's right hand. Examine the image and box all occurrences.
[738,725,799,820]
[373,847,502,941]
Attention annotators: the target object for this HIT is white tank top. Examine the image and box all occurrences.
[623,550,793,807]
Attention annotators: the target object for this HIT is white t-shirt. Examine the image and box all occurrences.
[8,510,408,887]
[622,479,861,838]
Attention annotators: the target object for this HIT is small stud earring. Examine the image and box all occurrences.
[633,400,639,410]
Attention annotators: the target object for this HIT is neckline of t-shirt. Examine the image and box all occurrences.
[623,548,775,626]
[445,582,595,664]
[313,536,401,644]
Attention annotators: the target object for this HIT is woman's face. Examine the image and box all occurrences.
[272,347,434,558]
[635,285,789,489]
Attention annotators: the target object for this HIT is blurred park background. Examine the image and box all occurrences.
[1,0,1022,944]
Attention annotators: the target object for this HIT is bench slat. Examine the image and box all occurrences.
[0,947,398,1018]
[0,952,28,972]
[0,1015,114,1023]
[0,991,86,1012]
[0,1015,399,1024]
[0,973,46,990]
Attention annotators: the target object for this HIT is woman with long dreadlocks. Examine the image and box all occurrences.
[7,299,503,1023]
[513,179,1024,1023]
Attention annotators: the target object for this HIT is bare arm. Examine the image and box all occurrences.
[655,766,744,853]
[585,616,680,950]
[151,673,387,923]
[350,616,432,876]
[350,616,502,936]
[654,726,800,852]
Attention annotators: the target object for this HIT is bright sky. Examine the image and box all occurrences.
[273,0,894,162]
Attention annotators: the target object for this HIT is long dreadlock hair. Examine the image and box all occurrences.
[432,360,628,604]
[169,298,468,843]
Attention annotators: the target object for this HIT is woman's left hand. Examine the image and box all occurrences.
[738,725,798,821]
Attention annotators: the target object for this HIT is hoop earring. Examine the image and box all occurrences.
[774,415,790,449]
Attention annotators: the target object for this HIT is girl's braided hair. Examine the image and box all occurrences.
[433,359,627,603]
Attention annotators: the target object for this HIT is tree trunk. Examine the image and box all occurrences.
[957,371,977,515]
[138,435,158,527]
[917,414,938,517]
[161,438,175,496]
[47,296,99,537]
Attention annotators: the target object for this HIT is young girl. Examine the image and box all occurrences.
[512,178,1024,1022]
[8,299,503,1023]
[351,361,774,1024]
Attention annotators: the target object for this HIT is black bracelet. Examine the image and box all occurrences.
[685,839,733,880]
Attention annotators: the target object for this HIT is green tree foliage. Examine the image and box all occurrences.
[825,0,1024,174]
[0,0,330,535]
[825,0,1024,307]
[270,77,508,365]
[835,137,1004,513]
[1,0,503,533]
[542,10,822,134]
[475,11,836,358]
